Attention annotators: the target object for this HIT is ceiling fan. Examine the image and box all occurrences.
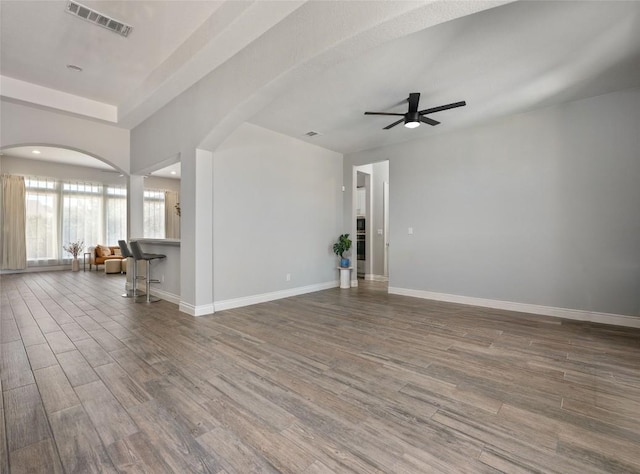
[364,93,466,129]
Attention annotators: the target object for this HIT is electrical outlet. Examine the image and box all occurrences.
[408,227,414,235]
[286,273,291,281]
[161,274,165,283]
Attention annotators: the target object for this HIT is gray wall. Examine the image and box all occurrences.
[345,88,640,317]
[213,123,343,301]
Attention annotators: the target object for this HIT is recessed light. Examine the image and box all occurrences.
[66,64,83,72]
[119,174,124,177]
[170,171,177,175]
[32,150,41,155]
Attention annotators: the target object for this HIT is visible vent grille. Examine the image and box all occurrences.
[304,131,321,137]
[66,1,133,37]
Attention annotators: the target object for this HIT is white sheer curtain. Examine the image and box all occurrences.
[1,175,27,270]
[164,191,180,239]
[106,186,127,245]
[25,177,59,264]
[62,182,102,256]
[144,189,165,238]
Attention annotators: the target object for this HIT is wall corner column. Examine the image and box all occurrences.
[127,175,145,239]
[179,148,214,316]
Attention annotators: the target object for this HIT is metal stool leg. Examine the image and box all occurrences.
[121,256,135,297]
[118,240,145,299]
[136,258,160,303]
[122,257,146,298]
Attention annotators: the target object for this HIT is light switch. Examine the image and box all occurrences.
[408,227,413,235]
[377,229,383,235]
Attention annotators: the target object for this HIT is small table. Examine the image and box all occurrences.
[83,252,91,271]
[337,267,353,289]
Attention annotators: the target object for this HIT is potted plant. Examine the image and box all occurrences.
[63,241,84,272]
[333,233,352,268]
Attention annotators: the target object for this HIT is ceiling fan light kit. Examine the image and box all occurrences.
[404,111,421,128]
[365,92,466,130]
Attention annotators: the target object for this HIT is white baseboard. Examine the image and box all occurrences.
[365,274,389,282]
[214,280,339,312]
[149,288,180,305]
[388,287,640,329]
[179,301,215,317]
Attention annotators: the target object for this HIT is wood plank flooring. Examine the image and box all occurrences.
[2,271,640,473]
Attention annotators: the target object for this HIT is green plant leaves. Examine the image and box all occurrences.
[333,233,352,258]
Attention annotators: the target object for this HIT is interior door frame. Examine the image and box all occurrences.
[383,180,389,278]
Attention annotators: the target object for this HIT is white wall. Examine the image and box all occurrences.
[0,156,126,185]
[0,100,130,173]
[213,123,343,302]
[345,88,640,317]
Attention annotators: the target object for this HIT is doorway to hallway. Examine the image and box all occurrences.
[353,160,389,284]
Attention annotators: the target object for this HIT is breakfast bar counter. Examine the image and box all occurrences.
[129,238,181,303]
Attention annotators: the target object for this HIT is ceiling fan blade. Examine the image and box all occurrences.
[407,93,420,113]
[419,100,466,115]
[383,118,405,130]
[364,112,405,116]
[420,116,440,126]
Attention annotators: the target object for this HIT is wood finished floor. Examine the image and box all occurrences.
[1,271,640,473]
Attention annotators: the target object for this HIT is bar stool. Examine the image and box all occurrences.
[129,241,166,303]
[118,240,144,298]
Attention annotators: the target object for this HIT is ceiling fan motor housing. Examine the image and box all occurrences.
[405,111,420,125]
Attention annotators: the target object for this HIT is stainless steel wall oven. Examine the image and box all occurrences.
[357,234,365,260]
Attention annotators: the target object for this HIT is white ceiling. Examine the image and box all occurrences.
[151,162,181,180]
[0,0,222,105]
[250,0,640,154]
[1,0,640,164]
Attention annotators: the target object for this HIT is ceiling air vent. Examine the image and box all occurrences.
[66,1,133,37]
[305,131,322,137]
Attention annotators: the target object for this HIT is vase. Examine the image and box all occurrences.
[340,258,350,268]
[71,258,80,272]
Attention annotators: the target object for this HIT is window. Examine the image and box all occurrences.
[62,182,103,252]
[25,177,127,264]
[106,186,127,246]
[144,189,165,238]
[25,178,59,262]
